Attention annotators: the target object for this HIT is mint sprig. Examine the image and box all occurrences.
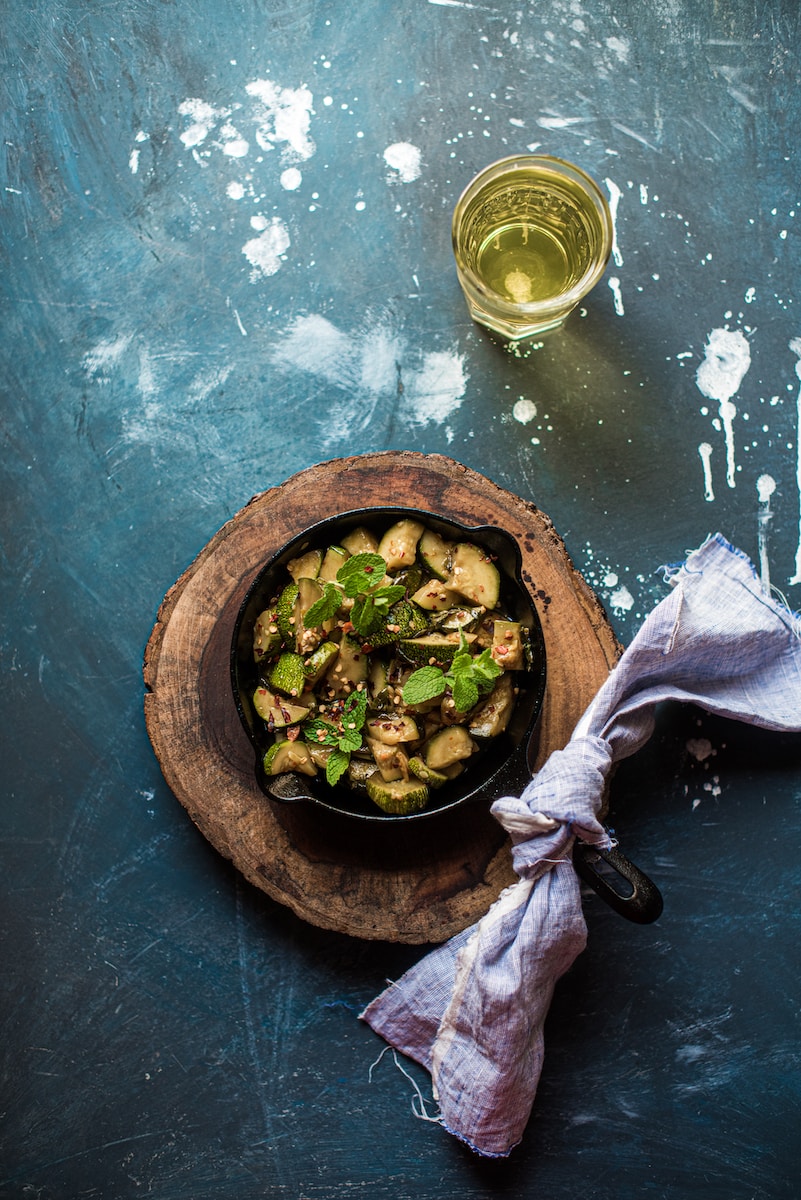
[303,688,369,785]
[308,552,405,638]
[350,584,406,636]
[400,664,447,706]
[303,581,343,630]
[402,633,503,713]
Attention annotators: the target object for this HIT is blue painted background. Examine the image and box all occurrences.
[2,1,800,1196]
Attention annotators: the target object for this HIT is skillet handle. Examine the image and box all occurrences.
[573,838,664,925]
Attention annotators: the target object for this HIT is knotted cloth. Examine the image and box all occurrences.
[360,534,801,1157]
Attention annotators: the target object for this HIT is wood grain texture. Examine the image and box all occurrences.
[143,452,620,942]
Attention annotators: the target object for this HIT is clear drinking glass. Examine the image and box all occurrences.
[451,155,613,340]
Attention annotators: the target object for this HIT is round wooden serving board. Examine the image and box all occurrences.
[143,452,621,943]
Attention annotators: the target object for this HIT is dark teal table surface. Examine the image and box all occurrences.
[2,2,800,1197]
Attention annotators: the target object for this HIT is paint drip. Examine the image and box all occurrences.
[757,473,776,591]
[789,338,801,584]
[695,328,751,489]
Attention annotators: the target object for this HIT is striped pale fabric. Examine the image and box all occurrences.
[361,534,801,1157]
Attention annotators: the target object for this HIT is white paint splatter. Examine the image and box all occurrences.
[603,572,618,587]
[245,79,315,160]
[605,36,630,62]
[512,398,537,424]
[280,167,303,191]
[227,181,246,200]
[605,178,623,267]
[609,585,634,612]
[269,313,467,444]
[403,351,467,426]
[639,183,648,205]
[537,115,588,130]
[82,335,132,381]
[608,276,624,316]
[698,443,714,501]
[757,473,776,591]
[757,473,776,503]
[695,328,751,488]
[242,218,291,278]
[788,338,801,584]
[687,737,714,762]
[219,123,249,158]
[383,142,422,183]
[178,98,228,148]
[745,286,756,303]
[129,149,140,174]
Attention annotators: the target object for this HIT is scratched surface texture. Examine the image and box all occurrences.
[2,0,801,1196]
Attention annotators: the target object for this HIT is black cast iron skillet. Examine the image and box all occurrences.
[231,506,662,924]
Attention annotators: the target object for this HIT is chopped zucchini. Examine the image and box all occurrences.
[286,548,322,582]
[408,756,450,788]
[366,776,430,815]
[377,519,425,570]
[411,581,462,611]
[252,608,282,662]
[306,742,333,769]
[322,634,368,696]
[424,725,477,770]
[468,672,517,738]
[392,565,424,595]
[268,651,306,697]
[366,737,410,782]
[398,631,476,666]
[490,620,525,669]
[418,527,453,581]
[262,740,317,777]
[341,526,379,555]
[253,687,311,727]
[434,605,485,633]
[318,544,349,582]
[366,713,419,745]
[447,542,501,608]
[303,641,339,687]
[275,582,299,643]
[347,758,378,787]
[294,576,330,654]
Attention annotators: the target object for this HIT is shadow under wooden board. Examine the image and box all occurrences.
[143,452,621,943]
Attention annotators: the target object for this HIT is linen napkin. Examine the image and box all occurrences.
[361,533,801,1157]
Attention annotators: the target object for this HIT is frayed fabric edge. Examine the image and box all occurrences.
[439,1116,518,1159]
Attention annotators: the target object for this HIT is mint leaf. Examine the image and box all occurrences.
[326,748,351,786]
[451,673,478,713]
[337,553,387,598]
[339,688,368,749]
[303,581,343,629]
[350,592,384,636]
[470,646,503,689]
[402,665,447,705]
[302,717,340,748]
[447,640,502,712]
[372,583,405,611]
[350,584,407,636]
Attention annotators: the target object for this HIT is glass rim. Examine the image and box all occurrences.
[451,154,614,316]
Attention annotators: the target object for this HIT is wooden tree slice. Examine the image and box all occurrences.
[143,452,621,943]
